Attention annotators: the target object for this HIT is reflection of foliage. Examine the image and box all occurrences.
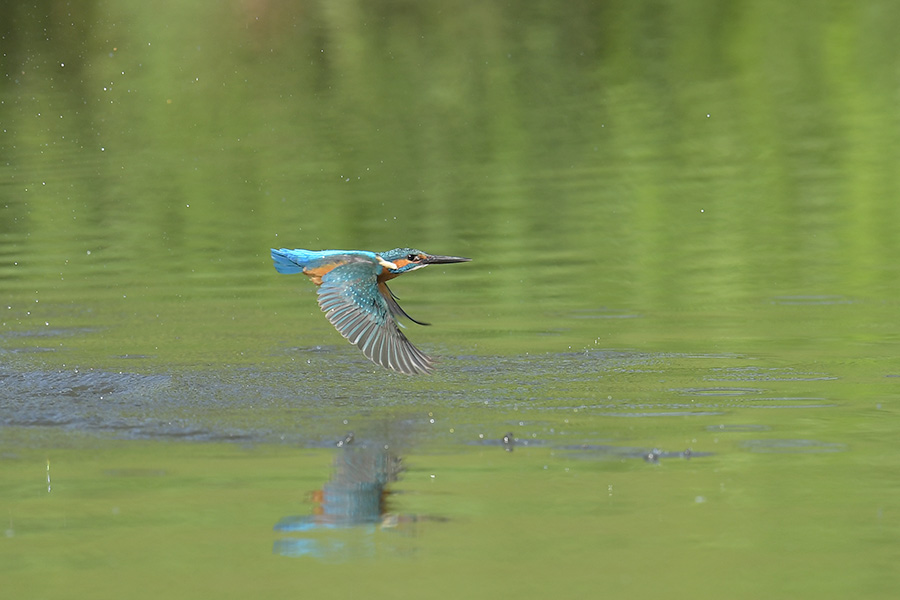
[3,1,900,357]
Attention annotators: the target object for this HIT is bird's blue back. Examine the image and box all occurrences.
[271,248,377,274]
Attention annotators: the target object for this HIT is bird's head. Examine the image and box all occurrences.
[376,248,471,275]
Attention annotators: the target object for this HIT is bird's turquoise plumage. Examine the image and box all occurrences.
[272,249,378,274]
[271,247,471,374]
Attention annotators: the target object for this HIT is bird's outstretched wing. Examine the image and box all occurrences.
[317,261,434,375]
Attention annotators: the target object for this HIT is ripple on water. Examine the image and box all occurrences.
[740,439,846,453]
[0,368,169,400]
[706,424,772,432]
[674,387,763,396]
[706,366,839,382]
[568,308,641,320]
[0,367,171,431]
[0,327,102,354]
[769,295,853,305]
[601,411,725,417]
[0,327,100,339]
[559,444,713,461]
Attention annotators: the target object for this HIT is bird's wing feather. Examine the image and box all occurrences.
[379,282,431,326]
[318,261,434,375]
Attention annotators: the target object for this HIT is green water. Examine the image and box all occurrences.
[3,1,900,598]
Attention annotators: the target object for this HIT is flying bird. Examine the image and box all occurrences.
[271,247,471,374]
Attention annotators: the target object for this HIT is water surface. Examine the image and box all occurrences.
[3,2,900,599]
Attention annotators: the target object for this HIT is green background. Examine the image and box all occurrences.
[2,2,899,599]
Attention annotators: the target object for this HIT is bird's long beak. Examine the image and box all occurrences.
[422,254,472,265]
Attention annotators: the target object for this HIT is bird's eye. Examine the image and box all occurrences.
[407,254,419,262]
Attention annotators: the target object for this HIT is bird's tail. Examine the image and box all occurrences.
[271,248,313,274]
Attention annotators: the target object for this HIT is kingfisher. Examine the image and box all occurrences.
[271,247,471,375]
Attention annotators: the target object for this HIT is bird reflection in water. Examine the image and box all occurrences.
[273,435,419,560]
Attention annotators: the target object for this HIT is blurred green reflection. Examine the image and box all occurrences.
[2,2,900,599]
